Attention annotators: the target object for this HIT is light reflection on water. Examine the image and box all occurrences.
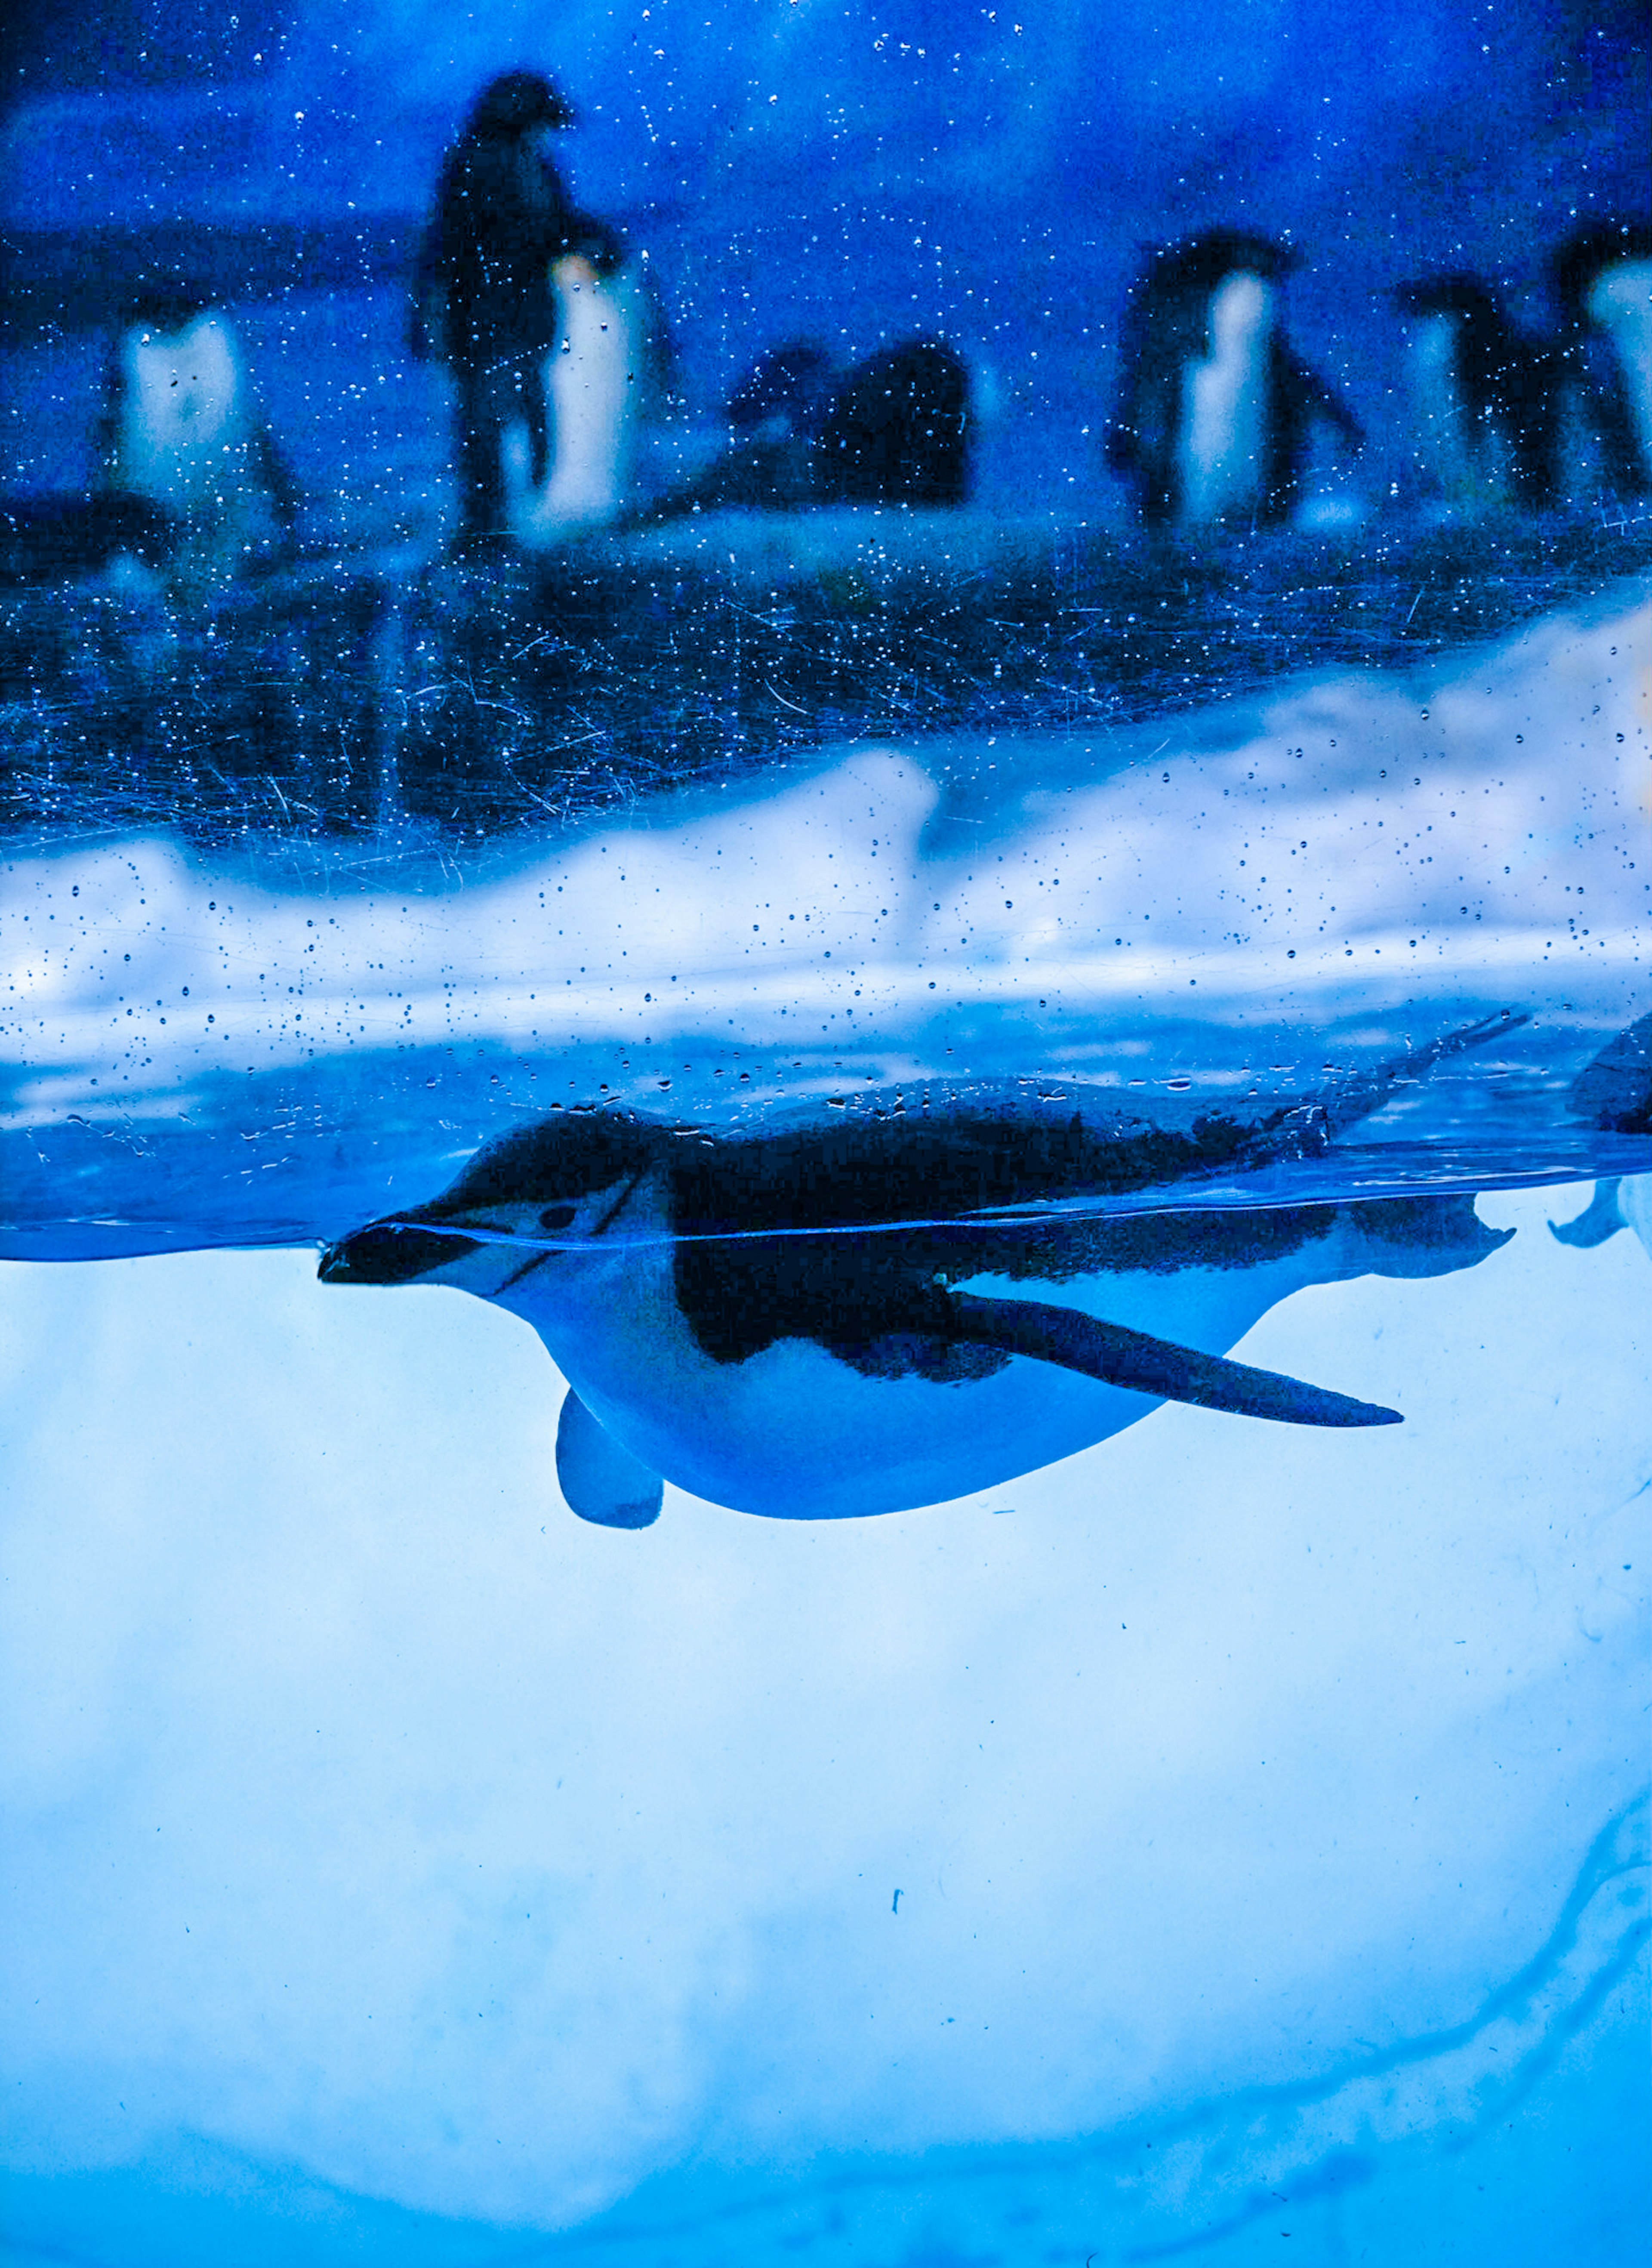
[0,592,1648,2258]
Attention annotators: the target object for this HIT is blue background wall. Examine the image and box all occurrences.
[2,1,1646,511]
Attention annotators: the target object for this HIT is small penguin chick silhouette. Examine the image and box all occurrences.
[321,1031,1518,1526]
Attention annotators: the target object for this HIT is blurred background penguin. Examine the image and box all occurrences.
[412,70,584,543]
[504,215,676,543]
[1108,229,1362,532]
[1392,275,1559,516]
[96,291,298,600]
[1551,219,1652,503]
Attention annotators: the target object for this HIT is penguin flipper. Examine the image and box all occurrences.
[1549,1179,1625,1249]
[555,1390,664,1528]
[945,1293,1401,1428]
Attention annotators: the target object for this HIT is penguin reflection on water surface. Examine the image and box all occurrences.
[1551,1011,1652,1265]
[321,1030,1516,1527]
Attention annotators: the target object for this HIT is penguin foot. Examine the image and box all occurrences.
[556,1390,664,1528]
[1549,1179,1625,1249]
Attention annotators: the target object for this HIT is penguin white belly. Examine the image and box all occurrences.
[507,1238,1359,1521]
[106,312,281,586]
[111,313,249,513]
[1404,317,1510,514]
[507,257,649,540]
[1589,260,1652,478]
[1406,318,1474,509]
[1178,339,1269,525]
[1619,1173,1652,1259]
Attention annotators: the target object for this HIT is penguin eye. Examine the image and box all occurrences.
[537,1204,577,1232]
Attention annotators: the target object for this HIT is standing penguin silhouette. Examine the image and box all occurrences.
[411,71,586,542]
[1392,275,1558,516]
[320,1022,1521,1527]
[504,213,675,541]
[1550,220,1652,502]
[1107,229,1362,531]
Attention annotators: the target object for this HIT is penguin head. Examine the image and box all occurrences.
[319,1112,669,1294]
[1131,228,1293,355]
[1394,275,1504,331]
[1584,258,1652,342]
[1552,220,1652,333]
[466,70,577,138]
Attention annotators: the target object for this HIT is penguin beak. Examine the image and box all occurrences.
[318,1218,481,1286]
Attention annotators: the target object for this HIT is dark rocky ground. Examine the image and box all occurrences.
[2,503,1649,852]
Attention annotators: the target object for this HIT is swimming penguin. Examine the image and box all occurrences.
[1393,275,1558,515]
[1550,221,1652,500]
[1107,229,1362,530]
[96,291,297,597]
[320,1022,1516,1526]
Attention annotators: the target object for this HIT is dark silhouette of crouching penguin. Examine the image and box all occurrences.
[815,339,971,506]
[651,336,970,519]
[715,343,841,511]
[96,292,296,596]
[1108,229,1361,531]
[321,1024,1518,1526]
[645,342,839,517]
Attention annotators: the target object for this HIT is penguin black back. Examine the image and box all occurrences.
[669,1188,1506,1378]
[815,339,971,506]
[415,1034,1515,1383]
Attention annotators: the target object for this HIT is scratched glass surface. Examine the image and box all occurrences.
[1,6,1649,2265]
